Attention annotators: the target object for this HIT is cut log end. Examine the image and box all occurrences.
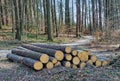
[95,60,102,67]
[55,51,64,61]
[72,64,78,69]
[91,55,97,62]
[80,62,86,69]
[65,54,72,61]
[72,57,80,65]
[33,62,43,70]
[65,61,71,67]
[102,61,109,66]
[52,58,58,64]
[40,54,49,63]
[72,50,78,56]
[87,60,93,65]
[54,61,61,66]
[78,52,88,62]
[46,62,54,69]
[65,46,72,53]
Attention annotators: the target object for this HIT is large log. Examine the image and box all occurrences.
[32,43,72,53]
[7,53,43,70]
[7,53,24,63]
[22,44,64,61]
[12,49,49,64]
[23,57,43,70]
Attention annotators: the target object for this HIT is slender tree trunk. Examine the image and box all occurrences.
[76,0,80,37]
[46,0,52,41]
[89,0,92,34]
[13,0,21,40]
[98,0,102,31]
[43,0,47,34]
[65,0,70,28]
[4,0,8,26]
[53,0,58,37]
[92,0,95,32]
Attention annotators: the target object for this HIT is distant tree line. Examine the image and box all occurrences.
[0,0,120,40]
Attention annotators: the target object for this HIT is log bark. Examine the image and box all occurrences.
[7,53,43,70]
[7,53,24,63]
[23,57,43,70]
[12,49,49,63]
[22,44,64,61]
[32,43,72,53]
[49,57,58,64]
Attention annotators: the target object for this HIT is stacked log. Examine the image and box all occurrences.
[7,43,110,71]
[7,53,43,70]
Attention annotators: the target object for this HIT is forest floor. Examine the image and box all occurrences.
[0,36,120,81]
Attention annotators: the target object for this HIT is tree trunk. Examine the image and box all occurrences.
[13,0,21,40]
[46,0,52,41]
[76,0,80,37]
[98,0,102,31]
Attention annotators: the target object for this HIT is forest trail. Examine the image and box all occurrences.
[61,36,94,46]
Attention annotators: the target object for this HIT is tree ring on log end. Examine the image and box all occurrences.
[91,55,97,62]
[65,46,72,53]
[52,58,57,64]
[72,50,78,56]
[65,61,71,67]
[40,54,49,63]
[95,60,102,67]
[34,62,43,70]
[87,60,93,65]
[55,51,64,61]
[65,54,72,61]
[80,62,86,69]
[55,61,61,66]
[46,62,53,69]
[72,57,80,65]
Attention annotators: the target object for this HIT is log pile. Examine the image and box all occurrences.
[7,43,110,71]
